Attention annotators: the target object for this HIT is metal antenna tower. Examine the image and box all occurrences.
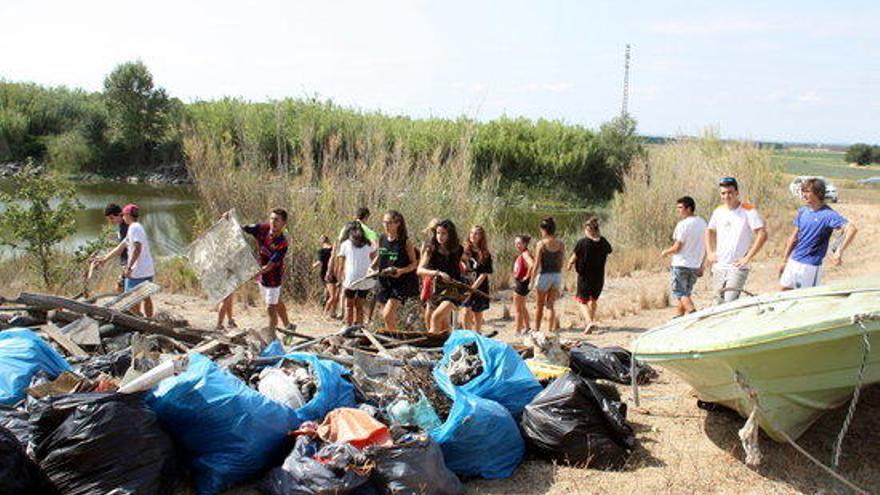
[621,44,631,118]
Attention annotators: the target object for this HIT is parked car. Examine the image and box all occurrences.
[789,176,838,202]
[857,177,880,185]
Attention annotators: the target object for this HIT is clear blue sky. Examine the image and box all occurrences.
[2,0,877,143]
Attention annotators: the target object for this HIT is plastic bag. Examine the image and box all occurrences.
[520,372,635,470]
[29,392,116,457]
[569,343,657,385]
[147,353,300,495]
[36,393,178,495]
[277,352,356,422]
[73,349,132,379]
[260,339,286,358]
[0,404,31,446]
[429,389,523,479]
[0,328,71,406]
[259,367,308,409]
[433,330,541,418]
[0,425,58,495]
[369,434,462,495]
[260,435,371,495]
[317,407,392,450]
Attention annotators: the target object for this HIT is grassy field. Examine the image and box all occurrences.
[773,149,880,180]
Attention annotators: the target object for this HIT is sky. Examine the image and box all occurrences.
[1,0,878,144]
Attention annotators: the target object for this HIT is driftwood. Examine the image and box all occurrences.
[41,323,89,357]
[17,292,211,344]
[360,328,392,357]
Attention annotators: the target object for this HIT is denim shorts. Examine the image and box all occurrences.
[124,276,154,292]
[535,272,563,292]
[671,266,698,299]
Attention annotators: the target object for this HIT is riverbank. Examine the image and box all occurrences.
[0,161,192,185]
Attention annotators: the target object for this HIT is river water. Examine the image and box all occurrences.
[0,180,200,257]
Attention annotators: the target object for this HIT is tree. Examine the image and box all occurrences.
[103,60,173,164]
[845,143,873,166]
[871,145,880,165]
[0,163,83,289]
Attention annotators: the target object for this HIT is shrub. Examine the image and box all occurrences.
[45,130,94,174]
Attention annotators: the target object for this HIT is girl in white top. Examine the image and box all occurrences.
[337,221,376,325]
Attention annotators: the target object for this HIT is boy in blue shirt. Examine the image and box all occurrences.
[779,178,858,290]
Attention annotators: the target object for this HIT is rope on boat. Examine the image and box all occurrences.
[831,313,876,470]
[735,372,870,495]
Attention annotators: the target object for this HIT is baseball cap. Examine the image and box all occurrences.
[718,177,738,188]
[122,203,140,216]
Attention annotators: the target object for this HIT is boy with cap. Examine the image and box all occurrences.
[97,204,156,317]
[705,178,767,304]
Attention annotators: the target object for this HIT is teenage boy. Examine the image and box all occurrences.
[778,177,858,290]
[705,177,767,304]
[227,209,293,334]
[661,196,707,316]
[103,203,129,292]
[97,204,155,317]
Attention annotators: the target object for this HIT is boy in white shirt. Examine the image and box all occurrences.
[97,203,156,317]
[705,177,767,304]
[661,196,707,316]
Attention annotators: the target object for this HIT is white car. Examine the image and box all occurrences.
[789,176,838,203]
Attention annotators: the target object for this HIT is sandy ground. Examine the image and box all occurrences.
[155,192,880,495]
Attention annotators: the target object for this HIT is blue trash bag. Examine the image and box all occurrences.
[429,389,524,479]
[146,353,301,495]
[0,328,71,406]
[260,340,286,358]
[433,330,541,417]
[277,352,356,422]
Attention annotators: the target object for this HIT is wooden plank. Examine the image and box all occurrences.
[42,323,89,357]
[360,328,392,358]
[62,316,101,347]
[18,292,209,344]
[103,282,161,311]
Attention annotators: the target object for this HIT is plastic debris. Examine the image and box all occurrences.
[569,343,658,385]
[369,433,462,495]
[434,330,541,417]
[318,407,392,450]
[0,328,72,406]
[388,392,443,431]
[0,425,58,495]
[260,435,372,495]
[274,353,357,422]
[147,353,300,495]
[520,372,635,470]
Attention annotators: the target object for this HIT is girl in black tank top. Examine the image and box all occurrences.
[375,211,419,333]
[417,219,464,334]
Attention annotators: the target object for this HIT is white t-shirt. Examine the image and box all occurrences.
[125,222,155,279]
[707,202,765,269]
[338,240,376,290]
[672,215,708,269]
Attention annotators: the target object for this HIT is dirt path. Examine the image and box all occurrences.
[158,194,880,495]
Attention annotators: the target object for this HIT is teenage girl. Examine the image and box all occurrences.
[313,235,339,318]
[462,225,493,332]
[417,219,464,334]
[337,222,376,325]
[568,216,613,333]
[373,210,420,332]
[512,234,533,334]
[530,217,564,332]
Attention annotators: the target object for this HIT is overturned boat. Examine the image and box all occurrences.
[633,278,880,441]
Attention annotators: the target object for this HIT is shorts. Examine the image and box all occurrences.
[671,266,699,299]
[513,278,530,297]
[576,276,604,301]
[712,266,749,304]
[325,272,338,285]
[780,259,822,289]
[259,284,281,305]
[463,295,490,313]
[377,277,419,304]
[535,272,563,292]
[124,276,154,292]
[344,289,370,299]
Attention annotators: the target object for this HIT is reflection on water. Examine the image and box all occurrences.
[0,180,199,257]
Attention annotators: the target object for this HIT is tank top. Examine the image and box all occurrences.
[428,245,463,281]
[513,252,529,281]
[541,247,563,273]
[379,236,411,270]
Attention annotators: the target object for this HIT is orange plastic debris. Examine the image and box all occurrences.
[317,408,392,450]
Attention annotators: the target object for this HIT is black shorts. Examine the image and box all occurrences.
[463,295,490,313]
[377,276,419,304]
[514,278,530,296]
[344,289,369,299]
[576,277,605,300]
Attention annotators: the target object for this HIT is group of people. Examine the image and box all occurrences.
[660,176,858,318]
[92,174,858,338]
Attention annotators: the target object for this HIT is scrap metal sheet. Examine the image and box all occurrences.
[186,213,260,304]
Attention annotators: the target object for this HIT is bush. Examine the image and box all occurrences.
[45,130,94,174]
[845,143,874,166]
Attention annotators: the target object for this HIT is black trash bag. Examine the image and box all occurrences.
[369,434,462,495]
[569,343,657,385]
[74,349,132,379]
[36,393,178,495]
[0,425,58,495]
[28,392,116,457]
[0,404,32,446]
[520,372,635,470]
[260,435,371,495]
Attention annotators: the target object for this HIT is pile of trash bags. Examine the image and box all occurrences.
[0,327,644,494]
[569,343,658,385]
